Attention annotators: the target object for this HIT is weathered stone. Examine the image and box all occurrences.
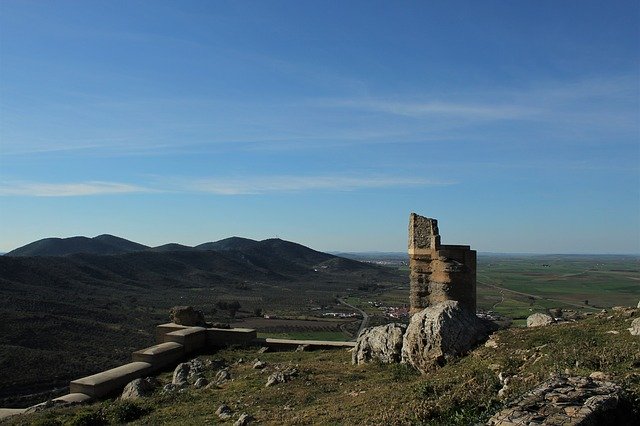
[408,213,476,314]
[253,360,267,369]
[487,376,628,425]
[234,413,254,426]
[629,317,640,336]
[265,368,298,387]
[215,369,231,384]
[120,377,159,400]
[172,363,190,386]
[527,312,555,327]
[216,404,232,420]
[352,323,406,364]
[169,306,206,326]
[193,377,209,388]
[401,300,485,373]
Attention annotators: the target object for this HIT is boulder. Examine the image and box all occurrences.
[169,306,207,326]
[401,301,485,373]
[193,377,208,388]
[234,413,254,426]
[629,317,640,336]
[215,369,232,384]
[121,377,159,400]
[253,360,266,369]
[488,376,628,425]
[265,368,298,387]
[216,404,232,420]
[172,363,190,386]
[352,323,406,364]
[526,312,555,327]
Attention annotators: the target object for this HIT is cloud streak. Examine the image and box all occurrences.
[0,181,152,197]
[0,175,453,197]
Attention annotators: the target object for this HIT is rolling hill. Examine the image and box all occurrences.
[6,235,149,257]
[0,236,405,406]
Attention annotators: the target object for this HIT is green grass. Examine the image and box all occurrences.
[10,309,640,425]
[256,331,349,341]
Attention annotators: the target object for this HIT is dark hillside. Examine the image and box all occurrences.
[196,236,259,251]
[148,243,195,252]
[6,235,148,257]
[0,241,404,406]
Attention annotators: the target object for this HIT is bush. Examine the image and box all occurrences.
[108,400,149,423]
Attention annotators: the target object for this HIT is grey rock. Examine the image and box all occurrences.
[401,301,486,373]
[526,312,555,327]
[172,362,190,386]
[296,344,310,352]
[265,368,298,387]
[234,413,254,426]
[487,376,625,425]
[193,377,209,388]
[352,323,406,364]
[253,360,267,369]
[162,383,178,393]
[629,317,640,336]
[216,404,232,420]
[215,369,232,384]
[121,377,159,400]
[169,305,206,326]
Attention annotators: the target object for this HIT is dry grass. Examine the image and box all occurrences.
[8,310,640,425]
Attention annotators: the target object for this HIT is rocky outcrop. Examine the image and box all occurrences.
[487,376,626,425]
[169,306,207,326]
[629,317,640,336]
[401,300,485,373]
[121,377,159,400]
[527,312,555,327]
[234,413,254,426]
[352,323,406,365]
[265,368,298,387]
[172,363,190,386]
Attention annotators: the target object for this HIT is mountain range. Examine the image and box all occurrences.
[0,235,404,406]
[6,235,277,257]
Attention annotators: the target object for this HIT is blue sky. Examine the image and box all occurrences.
[0,0,638,253]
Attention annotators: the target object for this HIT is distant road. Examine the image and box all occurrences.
[338,298,369,340]
[478,275,600,312]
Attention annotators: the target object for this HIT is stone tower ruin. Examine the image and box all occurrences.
[408,213,476,314]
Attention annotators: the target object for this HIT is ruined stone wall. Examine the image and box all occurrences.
[408,213,476,314]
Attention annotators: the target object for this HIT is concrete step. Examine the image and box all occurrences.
[163,327,207,353]
[69,362,153,398]
[255,338,356,351]
[132,342,184,370]
[207,327,256,348]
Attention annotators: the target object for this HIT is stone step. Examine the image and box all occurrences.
[207,327,256,348]
[163,327,207,353]
[69,362,153,398]
[256,338,356,351]
[132,342,184,370]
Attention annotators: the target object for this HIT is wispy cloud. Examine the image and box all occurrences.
[0,181,152,197]
[173,175,453,195]
[0,175,453,197]
[318,99,539,120]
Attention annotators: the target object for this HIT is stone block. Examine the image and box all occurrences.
[163,326,206,353]
[69,362,153,398]
[132,341,184,370]
[206,327,257,348]
[52,393,92,404]
[155,322,189,344]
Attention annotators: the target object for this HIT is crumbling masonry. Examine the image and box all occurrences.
[408,213,476,314]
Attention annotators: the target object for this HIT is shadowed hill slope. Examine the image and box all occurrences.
[0,239,404,406]
[195,236,259,251]
[6,235,149,257]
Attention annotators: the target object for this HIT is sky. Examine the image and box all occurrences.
[0,0,638,254]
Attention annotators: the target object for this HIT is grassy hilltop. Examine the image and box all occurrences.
[7,308,640,425]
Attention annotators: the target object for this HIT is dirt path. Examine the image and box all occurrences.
[338,298,369,340]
